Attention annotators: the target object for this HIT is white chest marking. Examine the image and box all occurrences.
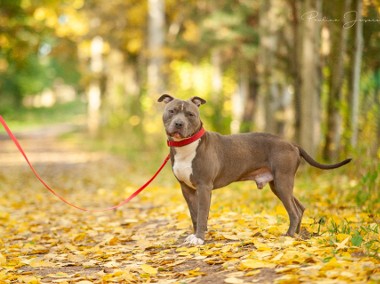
[172,140,199,189]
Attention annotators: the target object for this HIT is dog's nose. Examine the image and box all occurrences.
[175,121,184,129]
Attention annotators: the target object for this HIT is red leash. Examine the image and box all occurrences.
[0,115,170,212]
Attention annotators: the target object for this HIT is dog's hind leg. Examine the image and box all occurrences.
[269,175,300,237]
[293,197,305,233]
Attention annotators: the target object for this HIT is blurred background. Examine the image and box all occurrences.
[1,0,380,163]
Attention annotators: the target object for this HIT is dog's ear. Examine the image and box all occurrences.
[158,94,174,104]
[190,96,206,107]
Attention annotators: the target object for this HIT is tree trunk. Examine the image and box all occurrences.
[147,0,165,96]
[211,49,224,132]
[240,64,259,133]
[87,36,104,136]
[231,62,248,134]
[349,0,363,148]
[323,0,351,160]
[289,0,302,144]
[259,0,277,134]
[103,48,126,127]
[299,0,322,157]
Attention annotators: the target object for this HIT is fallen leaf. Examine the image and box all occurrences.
[17,275,40,284]
[335,236,350,250]
[0,253,6,266]
[224,277,244,283]
[141,264,158,275]
[240,259,275,269]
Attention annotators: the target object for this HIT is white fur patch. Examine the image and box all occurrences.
[172,140,199,189]
[184,234,204,245]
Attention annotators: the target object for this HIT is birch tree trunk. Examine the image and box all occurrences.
[147,0,165,96]
[87,36,104,136]
[299,0,322,157]
[349,0,363,148]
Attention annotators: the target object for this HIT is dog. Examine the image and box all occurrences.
[158,94,351,245]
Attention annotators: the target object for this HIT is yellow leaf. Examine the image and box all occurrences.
[193,255,208,260]
[186,267,206,277]
[275,274,300,284]
[107,236,120,245]
[47,272,70,278]
[29,258,55,268]
[267,226,282,236]
[321,257,341,270]
[141,264,158,275]
[0,253,6,266]
[272,252,284,262]
[275,265,300,273]
[336,233,351,242]
[223,233,241,240]
[245,270,261,276]
[0,212,9,220]
[224,277,244,283]
[73,233,87,242]
[176,247,188,252]
[187,247,199,253]
[241,259,275,269]
[335,236,350,250]
[255,243,272,251]
[18,276,40,284]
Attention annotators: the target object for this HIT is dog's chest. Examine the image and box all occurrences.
[172,141,199,189]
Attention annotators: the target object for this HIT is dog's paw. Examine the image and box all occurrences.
[184,234,204,245]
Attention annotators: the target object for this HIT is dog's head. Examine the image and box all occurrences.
[158,94,206,140]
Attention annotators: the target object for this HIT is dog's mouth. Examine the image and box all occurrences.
[167,132,185,140]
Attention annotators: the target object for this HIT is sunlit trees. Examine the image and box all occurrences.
[1,0,380,159]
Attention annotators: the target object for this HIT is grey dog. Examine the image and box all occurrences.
[158,94,351,245]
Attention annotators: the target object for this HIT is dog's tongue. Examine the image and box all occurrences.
[173,133,182,139]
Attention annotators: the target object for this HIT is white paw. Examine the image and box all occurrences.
[184,234,204,245]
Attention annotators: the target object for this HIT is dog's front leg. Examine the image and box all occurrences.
[181,183,198,232]
[184,184,212,245]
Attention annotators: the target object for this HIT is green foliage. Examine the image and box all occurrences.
[0,0,81,109]
[355,164,380,210]
[351,230,364,247]
[1,99,86,130]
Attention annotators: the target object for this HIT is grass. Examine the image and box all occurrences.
[0,99,87,131]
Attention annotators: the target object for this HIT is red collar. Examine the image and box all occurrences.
[167,127,206,147]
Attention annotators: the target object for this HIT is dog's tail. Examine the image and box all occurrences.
[296,146,352,170]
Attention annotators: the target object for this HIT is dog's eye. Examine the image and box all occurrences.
[187,112,195,117]
[168,109,175,114]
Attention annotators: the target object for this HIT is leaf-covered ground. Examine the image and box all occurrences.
[0,133,379,283]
